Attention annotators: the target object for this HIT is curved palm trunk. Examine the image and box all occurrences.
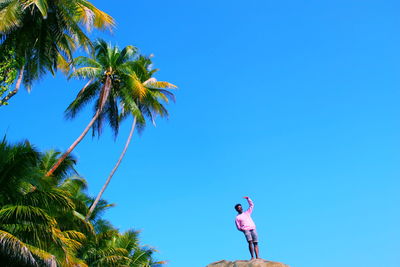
[46,77,112,177]
[86,117,137,221]
[45,110,101,177]
[0,66,25,106]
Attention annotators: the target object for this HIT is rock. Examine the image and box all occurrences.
[206,259,289,267]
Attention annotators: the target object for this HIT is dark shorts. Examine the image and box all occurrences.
[243,229,258,242]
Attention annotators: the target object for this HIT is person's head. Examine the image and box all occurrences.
[235,203,243,213]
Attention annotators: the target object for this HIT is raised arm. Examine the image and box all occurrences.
[244,196,254,214]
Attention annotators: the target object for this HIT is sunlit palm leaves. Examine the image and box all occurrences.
[119,55,177,128]
[0,139,164,266]
[0,230,56,266]
[67,39,140,137]
[0,140,86,265]
[80,224,160,267]
[44,40,141,177]
[0,0,115,103]
[84,46,177,220]
[45,40,140,176]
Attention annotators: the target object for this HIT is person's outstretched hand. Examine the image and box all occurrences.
[243,196,249,199]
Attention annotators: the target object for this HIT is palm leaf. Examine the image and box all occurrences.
[0,230,38,266]
[143,79,177,89]
[0,205,53,226]
[23,0,48,18]
[70,66,102,80]
[76,0,115,31]
[65,81,101,119]
[0,0,23,33]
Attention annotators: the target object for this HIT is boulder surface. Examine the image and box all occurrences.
[206,259,289,267]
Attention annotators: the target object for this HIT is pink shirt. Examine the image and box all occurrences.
[235,198,256,231]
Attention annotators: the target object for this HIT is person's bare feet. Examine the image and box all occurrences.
[250,257,255,261]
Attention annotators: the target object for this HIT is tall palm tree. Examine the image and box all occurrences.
[86,55,176,220]
[45,40,140,177]
[0,0,115,106]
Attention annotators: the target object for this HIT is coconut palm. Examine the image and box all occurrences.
[0,140,87,266]
[0,138,164,266]
[79,220,130,266]
[86,55,176,220]
[0,0,115,106]
[79,220,164,267]
[45,39,142,177]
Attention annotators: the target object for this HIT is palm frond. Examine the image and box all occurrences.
[0,205,53,226]
[151,88,176,103]
[70,66,102,80]
[65,80,101,119]
[127,73,147,99]
[73,56,102,69]
[0,0,23,33]
[26,244,57,266]
[143,79,177,90]
[94,254,131,266]
[116,230,140,252]
[23,0,48,18]
[39,150,76,179]
[116,45,138,65]
[21,189,75,213]
[76,1,115,31]
[0,230,38,266]
[59,177,88,194]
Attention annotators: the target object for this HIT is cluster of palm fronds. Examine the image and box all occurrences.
[0,138,164,267]
[0,0,114,97]
[0,2,177,266]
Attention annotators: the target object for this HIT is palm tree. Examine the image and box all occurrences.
[0,138,165,266]
[0,138,164,266]
[0,140,88,266]
[86,55,176,220]
[45,40,141,177]
[0,0,115,106]
[79,220,164,267]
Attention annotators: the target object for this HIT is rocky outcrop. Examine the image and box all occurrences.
[206,259,289,267]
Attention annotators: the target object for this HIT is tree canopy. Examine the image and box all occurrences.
[0,138,164,266]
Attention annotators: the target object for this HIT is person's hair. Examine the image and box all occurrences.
[234,204,242,210]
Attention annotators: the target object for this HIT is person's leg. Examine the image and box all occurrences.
[251,230,260,259]
[243,230,255,259]
[248,241,255,259]
[253,242,260,259]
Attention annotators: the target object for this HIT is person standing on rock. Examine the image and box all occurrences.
[235,196,260,260]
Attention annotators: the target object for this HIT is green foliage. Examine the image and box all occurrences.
[66,39,141,138]
[67,40,177,220]
[67,39,177,137]
[0,1,174,266]
[0,138,163,266]
[0,50,18,105]
[0,0,115,105]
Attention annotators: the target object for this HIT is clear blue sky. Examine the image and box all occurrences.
[1,0,400,266]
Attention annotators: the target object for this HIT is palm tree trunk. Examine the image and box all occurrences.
[86,117,137,221]
[45,109,102,177]
[46,77,112,177]
[0,66,25,106]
